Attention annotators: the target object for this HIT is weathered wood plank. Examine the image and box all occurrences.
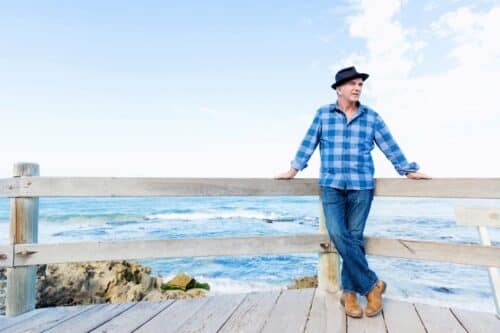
[175,293,247,332]
[347,312,386,333]
[1,177,499,199]
[218,290,281,333]
[90,300,173,333]
[2,295,499,333]
[414,302,467,333]
[344,297,385,333]
[365,237,500,268]
[43,302,135,332]
[451,307,500,333]
[305,289,345,333]
[0,245,12,268]
[0,308,50,331]
[374,178,500,199]
[0,177,319,198]
[261,288,315,333]
[455,206,500,227]
[217,290,280,333]
[135,297,210,332]
[13,234,330,266]
[383,298,425,333]
[7,305,97,333]
[6,163,39,316]
[476,226,500,315]
[13,236,500,268]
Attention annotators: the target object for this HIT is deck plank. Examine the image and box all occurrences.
[90,300,174,333]
[305,289,345,333]
[347,310,386,333]
[175,293,247,333]
[383,298,426,333]
[134,297,210,333]
[218,290,281,333]
[9,305,100,333]
[0,308,51,332]
[261,288,316,333]
[451,307,500,333]
[1,291,498,333]
[414,302,467,333]
[43,302,135,332]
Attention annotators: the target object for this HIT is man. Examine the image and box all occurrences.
[275,66,430,318]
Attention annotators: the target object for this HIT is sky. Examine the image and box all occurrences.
[1,0,499,178]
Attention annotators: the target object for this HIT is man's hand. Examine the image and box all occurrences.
[405,171,432,179]
[274,168,298,180]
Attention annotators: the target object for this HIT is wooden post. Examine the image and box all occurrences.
[317,200,341,293]
[477,226,500,316]
[6,162,39,316]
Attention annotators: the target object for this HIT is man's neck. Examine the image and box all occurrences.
[337,99,358,113]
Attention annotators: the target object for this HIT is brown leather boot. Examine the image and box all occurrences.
[365,280,387,317]
[340,292,363,318]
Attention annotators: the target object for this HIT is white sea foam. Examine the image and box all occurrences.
[161,274,283,295]
[146,210,286,221]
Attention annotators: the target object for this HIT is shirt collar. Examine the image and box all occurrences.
[331,100,365,113]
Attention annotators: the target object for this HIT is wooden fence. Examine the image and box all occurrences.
[0,163,499,317]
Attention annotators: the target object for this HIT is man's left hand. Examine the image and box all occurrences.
[405,171,432,179]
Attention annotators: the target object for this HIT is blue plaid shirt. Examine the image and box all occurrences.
[291,101,419,190]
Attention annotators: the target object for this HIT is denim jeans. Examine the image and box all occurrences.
[320,186,378,295]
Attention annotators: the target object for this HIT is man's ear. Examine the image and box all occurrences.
[336,87,342,96]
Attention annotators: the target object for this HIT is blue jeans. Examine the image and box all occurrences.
[320,186,378,295]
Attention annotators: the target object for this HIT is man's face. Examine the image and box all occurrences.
[337,78,363,102]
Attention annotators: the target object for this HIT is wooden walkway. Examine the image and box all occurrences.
[0,288,498,333]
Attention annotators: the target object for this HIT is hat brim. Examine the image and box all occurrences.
[331,73,369,89]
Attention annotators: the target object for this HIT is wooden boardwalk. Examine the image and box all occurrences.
[0,288,498,333]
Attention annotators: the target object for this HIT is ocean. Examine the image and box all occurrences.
[0,196,499,313]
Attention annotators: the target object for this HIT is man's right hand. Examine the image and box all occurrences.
[274,167,298,179]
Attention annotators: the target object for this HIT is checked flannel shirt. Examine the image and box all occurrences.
[290,101,419,190]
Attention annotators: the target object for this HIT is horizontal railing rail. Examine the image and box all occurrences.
[0,235,498,268]
[1,177,500,198]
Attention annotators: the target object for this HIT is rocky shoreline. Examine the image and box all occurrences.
[0,263,317,316]
[0,261,209,315]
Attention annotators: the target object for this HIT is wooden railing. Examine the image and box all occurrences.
[0,162,499,316]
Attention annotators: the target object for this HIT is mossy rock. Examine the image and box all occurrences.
[161,284,184,291]
[161,280,210,292]
[165,273,195,291]
[193,282,210,290]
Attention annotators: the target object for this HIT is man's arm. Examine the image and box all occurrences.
[374,113,420,176]
[275,109,322,179]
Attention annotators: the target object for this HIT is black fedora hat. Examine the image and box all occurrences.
[331,66,369,89]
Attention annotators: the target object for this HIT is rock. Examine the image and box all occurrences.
[165,273,195,291]
[186,288,208,298]
[0,261,209,309]
[142,289,167,302]
[35,261,209,308]
[287,275,318,289]
[162,290,192,300]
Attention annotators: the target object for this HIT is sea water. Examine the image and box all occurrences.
[0,196,498,313]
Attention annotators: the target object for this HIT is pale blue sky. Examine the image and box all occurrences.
[1,1,499,178]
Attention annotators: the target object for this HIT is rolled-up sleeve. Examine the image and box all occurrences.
[290,109,322,171]
[374,114,419,176]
